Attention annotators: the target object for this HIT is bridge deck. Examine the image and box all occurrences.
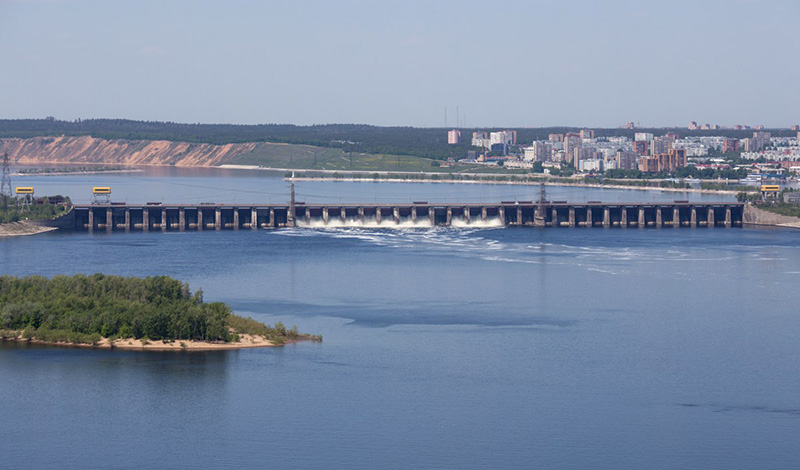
[65,201,744,231]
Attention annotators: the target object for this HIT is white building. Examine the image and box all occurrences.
[447,129,461,145]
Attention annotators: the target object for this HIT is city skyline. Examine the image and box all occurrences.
[1,0,799,127]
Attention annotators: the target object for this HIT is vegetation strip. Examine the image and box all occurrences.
[0,274,321,349]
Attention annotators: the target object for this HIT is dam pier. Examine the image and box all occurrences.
[68,201,744,232]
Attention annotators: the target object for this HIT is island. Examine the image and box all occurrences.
[0,274,321,350]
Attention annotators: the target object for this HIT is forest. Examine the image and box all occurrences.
[2,118,793,161]
[0,274,319,345]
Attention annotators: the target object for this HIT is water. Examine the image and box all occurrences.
[1,171,798,469]
[11,165,735,204]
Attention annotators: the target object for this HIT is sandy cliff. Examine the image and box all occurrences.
[0,135,257,167]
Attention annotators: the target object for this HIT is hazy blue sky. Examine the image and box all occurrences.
[1,0,798,127]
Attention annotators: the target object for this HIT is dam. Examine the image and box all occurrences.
[66,201,745,232]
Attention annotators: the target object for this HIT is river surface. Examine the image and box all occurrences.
[1,168,798,469]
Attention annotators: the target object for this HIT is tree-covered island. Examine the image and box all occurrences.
[0,274,321,350]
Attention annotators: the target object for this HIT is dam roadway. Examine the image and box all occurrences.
[67,201,745,231]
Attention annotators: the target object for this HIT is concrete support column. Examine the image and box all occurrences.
[708,207,715,228]
[197,209,203,231]
[252,208,258,229]
[464,207,470,225]
[552,208,558,226]
[430,208,435,226]
[269,208,275,228]
[638,207,645,227]
[569,208,576,227]
[725,207,732,227]
[358,207,364,224]
[179,208,186,232]
[322,207,329,225]
[691,207,697,227]
[143,208,149,232]
[88,209,94,233]
[215,208,221,230]
[161,209,167,232]
[499,207,506,226]
[603,207,610,227]
[446,207,453,226]
[341,207,347,224]
[125,208,131,232]
[411,207,417,223]
[621,208,627,227]
[673,207,680,227]
[586,208,593,227]
[393,206,400,224]
[516,207,523,226]
[376,208,382,224]
[656,207,662,227]
[304,207,310,225]
[233,208,240,230]
[106,208,113,233]
[481,207,488,221]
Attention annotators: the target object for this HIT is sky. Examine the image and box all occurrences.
[1,0,798,128]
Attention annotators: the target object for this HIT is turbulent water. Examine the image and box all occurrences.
[1,168,798,469]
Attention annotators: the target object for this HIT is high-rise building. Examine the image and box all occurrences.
[580,129,595,140]
[688,121,698,130]
[573,147,595,169]
[639,149,686,173]
[753,131,771,151]
[531,141,552,162]
[632,140,649,156]
[666,148,686,171]
[471,132,490,149]
[723,138,739,153]
[564,133,581,164]
[651,135,675,155]
[615,151,638,171]
[490,130,516,147]
[548,133,564,143]
[635,132,654,142]
[447,129,461,145]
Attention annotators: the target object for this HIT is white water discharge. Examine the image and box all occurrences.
[295,217,503,229]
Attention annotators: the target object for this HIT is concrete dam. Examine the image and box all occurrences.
[68,202,745,232]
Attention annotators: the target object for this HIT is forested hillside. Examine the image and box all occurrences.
[3,118,791,161]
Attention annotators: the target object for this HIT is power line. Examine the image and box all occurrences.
[1,153,12,200]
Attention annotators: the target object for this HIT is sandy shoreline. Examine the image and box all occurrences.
[0,221,58,238]
[2,333,280,351]
[13,169,144,177]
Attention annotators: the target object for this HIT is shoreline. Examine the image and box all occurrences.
[0,221,58,238]
[215,164,739,195]
[288,175,739,196]
[1,333,281,351]
[13,169,145,177]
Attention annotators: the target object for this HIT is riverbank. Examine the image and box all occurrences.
[0,333,280,350]
[286,175,738,196]
[743,204,800,229]
[13,169,144,177]
[0,221,57,237]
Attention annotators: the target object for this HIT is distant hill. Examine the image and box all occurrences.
[0,118,794,161]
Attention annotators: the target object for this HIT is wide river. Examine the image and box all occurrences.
[1,167,798,469]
